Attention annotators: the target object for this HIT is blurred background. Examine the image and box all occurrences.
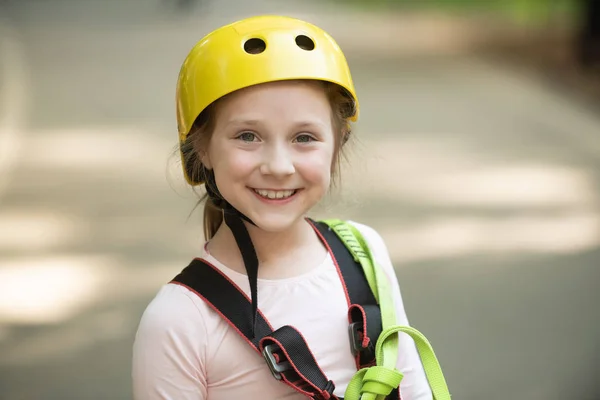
[0,0,599,399]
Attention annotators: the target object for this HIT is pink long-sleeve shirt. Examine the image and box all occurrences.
[132,221,433,400]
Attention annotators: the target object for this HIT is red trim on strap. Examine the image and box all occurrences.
[190,257,254,304]
[169,258,275,352]
[259,336,320,394]
[348,304,370,349]
[268,325,332,380]
[171,281,263,352]
[259,328,339,400]
[309,219,378,371]
[308,219,352,310]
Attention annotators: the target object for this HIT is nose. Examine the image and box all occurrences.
[259,144,295,177]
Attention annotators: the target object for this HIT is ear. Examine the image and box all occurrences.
[200,151,213,170]
[192,139,213,170]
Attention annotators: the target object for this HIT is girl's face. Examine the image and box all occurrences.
[202,80,336,233]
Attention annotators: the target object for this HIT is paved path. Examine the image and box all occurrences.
[0,1,599,399]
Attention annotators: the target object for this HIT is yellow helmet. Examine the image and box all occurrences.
[176,15,359,185]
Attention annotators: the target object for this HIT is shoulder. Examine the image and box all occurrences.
[135,283,211,344]
[132,284,212,399]
[345,220,401,287]
[317,218,391,266]
[346,220,390,261]
[346,220,383,242]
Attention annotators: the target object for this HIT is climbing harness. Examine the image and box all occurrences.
[171,219,451,399]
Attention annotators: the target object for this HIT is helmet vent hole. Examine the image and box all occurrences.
[244,38,266,54]
[295,35,315,51]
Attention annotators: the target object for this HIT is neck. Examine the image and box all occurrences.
[207,217,323,277]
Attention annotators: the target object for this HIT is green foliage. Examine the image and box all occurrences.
[325,0,581,26]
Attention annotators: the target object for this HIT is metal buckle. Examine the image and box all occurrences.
[262,344,291,381]
[348,322,364,356]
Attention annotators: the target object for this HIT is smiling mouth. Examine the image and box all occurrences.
[252,188,298,200]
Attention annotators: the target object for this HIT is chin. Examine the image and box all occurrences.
[246,212,306,234]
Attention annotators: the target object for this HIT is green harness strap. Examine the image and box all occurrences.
[322,219,452,400]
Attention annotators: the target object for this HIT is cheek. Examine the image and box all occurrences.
[298,148,334,187]
[212,151,256,204]
[228,154,256,179]
[212,148,256,181]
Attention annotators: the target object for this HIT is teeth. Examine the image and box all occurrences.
[254,189,296,199]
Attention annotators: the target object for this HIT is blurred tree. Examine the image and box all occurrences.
[577,0,600,67]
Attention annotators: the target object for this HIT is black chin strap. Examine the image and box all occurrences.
[205,171,256,226]
[205,170,260,337]
[223,212,260,337]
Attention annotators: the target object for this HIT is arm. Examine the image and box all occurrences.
[350,221,433,400]
[132,285,208,400]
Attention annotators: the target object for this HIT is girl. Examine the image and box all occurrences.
[132,15,441,400]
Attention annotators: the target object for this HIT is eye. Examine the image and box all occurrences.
[294,134,315,143]
[237,131,258,142]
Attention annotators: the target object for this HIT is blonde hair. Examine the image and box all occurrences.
[180,81,356,240]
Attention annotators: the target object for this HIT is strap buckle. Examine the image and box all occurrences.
[348,321,376,362]
[262,344,291,381]
[348,322,365,356]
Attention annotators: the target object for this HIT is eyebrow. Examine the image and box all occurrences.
[225,118,326,129]
[225,118,261,127]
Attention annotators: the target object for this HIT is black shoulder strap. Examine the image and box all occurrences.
[309,220,399,400]
[310,220,382,368]
[172,259,339,400]
[171,258,272,349]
